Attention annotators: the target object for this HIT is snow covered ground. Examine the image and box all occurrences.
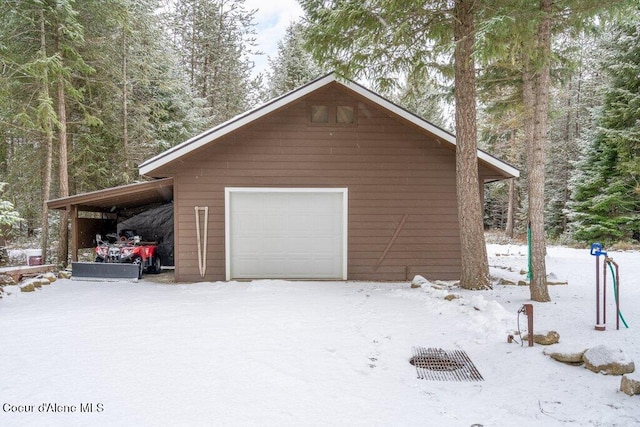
[1,244,638,426]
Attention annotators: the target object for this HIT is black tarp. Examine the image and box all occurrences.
[117,203,174,266]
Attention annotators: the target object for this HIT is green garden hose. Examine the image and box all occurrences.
[608,261,629,328]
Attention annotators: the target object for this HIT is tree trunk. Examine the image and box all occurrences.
[122,28,130,180]
[122,25,133,183]
[39,9,53,265]
[190,3,197,87]
[505,130,517,237]
[56,26,70,268]
[41,133,53,265]
[528,0,551,302]
[506,178,515,237]
[453,0,490,290]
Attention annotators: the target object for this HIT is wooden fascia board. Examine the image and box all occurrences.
[46,178,173,211]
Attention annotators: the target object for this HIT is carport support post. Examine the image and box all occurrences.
[70,204,79,262]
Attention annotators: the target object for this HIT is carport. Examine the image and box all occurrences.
[47,178,173,265]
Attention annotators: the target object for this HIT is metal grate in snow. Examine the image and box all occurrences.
[410,347,483,382]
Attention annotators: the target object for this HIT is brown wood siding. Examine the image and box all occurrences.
[163,84,464,282]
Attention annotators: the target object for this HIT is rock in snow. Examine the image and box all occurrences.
[523,330,560,345]
[583,345,635,375]
[620,374,640,396]
[411,275,428,288]
[543,344,587,365]
[0,273,15,286]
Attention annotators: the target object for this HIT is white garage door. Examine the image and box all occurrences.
[225,188,348,280]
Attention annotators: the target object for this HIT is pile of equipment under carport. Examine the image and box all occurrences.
[72,229,162,281]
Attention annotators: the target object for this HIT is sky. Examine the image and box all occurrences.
[245,0,304,76]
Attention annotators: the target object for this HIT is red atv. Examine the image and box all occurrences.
[95,230,162,279]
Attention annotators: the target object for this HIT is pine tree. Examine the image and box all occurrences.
[47,0,94,266]
[0,182,22,246]
[70,0,207,189]
[0,1,65,262]
[394,76,449,131]
[170,0,257,126]
[569,21,640,243]
[545,31,604,238]
[476,0,629,301]
[265,22,322,99]
[1,0,209,256]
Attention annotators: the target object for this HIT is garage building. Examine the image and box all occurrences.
[139,73,518,282]
[50,73,518,282]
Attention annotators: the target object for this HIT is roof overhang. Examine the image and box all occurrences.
[139,73,519,180]
[47,178,173,213]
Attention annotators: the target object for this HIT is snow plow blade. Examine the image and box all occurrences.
[71,262,140,281]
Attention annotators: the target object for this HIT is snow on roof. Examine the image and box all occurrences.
[139,72,519,179]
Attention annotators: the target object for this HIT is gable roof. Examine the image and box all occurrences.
[139,73,519,179]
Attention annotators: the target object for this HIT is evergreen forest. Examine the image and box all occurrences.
[1,0,638,269]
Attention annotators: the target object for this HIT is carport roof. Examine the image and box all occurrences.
[47,178,173,212]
